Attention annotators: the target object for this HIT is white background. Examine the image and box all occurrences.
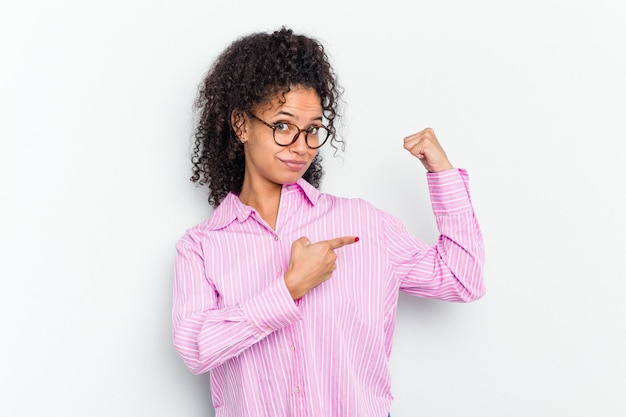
[2,1,625,416]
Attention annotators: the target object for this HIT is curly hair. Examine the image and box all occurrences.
[190,27,344,207]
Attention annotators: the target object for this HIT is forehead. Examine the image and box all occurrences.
[256,86,322,115]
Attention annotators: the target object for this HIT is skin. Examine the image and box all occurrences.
[235,86,454,300]
[403,128,454,173]
[236,86,322,223]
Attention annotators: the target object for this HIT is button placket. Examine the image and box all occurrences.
[287,323,306,411]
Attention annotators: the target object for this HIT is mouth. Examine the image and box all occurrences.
[279,159,308,171]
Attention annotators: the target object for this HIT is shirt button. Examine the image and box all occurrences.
[274,235,279,241]
[289,345,295,351]
[277,267,283,273]
[295,386,301,394]
[282,204,287,208]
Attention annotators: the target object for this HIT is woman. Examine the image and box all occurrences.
[173,27,485,417]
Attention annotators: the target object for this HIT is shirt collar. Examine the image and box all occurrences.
[292,177,321,205]
[206,178,320,231]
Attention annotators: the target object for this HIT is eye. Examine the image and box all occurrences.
[306,126,321,135]
[274,122,290,132]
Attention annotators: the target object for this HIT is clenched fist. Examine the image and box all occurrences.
[403,127,454,173]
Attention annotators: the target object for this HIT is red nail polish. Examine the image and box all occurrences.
[354,237,360,242]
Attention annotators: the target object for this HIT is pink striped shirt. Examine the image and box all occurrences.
[173,168,485,417]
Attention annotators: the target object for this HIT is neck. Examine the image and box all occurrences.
[238,177,283,230]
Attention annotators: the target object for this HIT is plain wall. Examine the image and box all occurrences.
[1,0,624,416]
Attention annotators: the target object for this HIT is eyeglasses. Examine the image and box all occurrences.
[246,112,330,149]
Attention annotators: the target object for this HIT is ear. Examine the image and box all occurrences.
[231,110,247,142]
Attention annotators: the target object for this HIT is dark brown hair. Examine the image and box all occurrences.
[190,27,343,206]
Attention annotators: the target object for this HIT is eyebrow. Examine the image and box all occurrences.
[275,110,323,122]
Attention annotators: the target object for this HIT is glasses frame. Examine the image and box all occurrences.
[246,112,330,149]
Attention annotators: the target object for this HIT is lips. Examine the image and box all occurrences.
[279,159,307,171]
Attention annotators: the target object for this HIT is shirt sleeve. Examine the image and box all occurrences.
[384,168,485,302]
[172,231,303,375]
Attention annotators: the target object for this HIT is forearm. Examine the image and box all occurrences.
[432,210,485,301]
[173,278,301,374]
[396,168,485,301]
[428,168,485,301]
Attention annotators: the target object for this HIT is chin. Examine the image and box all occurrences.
[273,171,305,186]
[283,175,304,185]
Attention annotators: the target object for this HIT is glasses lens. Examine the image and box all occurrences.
[273,123,299,146]
[306,126,329,149]
[272,123,330,148]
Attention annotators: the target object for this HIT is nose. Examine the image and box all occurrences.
[289,130,308,154]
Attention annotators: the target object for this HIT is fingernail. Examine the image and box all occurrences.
[354,237,360,242]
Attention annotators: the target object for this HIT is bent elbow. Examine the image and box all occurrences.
[187,362,209,376]
[460,284,486,302]
[176,349,213,376]
[173,329,212,375]
[457,272,486,303]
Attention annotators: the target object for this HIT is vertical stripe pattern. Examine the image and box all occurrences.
[172,168,485,417]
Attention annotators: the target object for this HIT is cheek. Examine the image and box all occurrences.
[244,138,283,171]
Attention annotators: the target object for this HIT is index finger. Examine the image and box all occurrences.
[326,236,359,249]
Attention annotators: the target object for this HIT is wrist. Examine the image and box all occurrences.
[428,162,454,173]
[284,271,305,300]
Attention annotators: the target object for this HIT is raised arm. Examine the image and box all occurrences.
[388,128,485,301]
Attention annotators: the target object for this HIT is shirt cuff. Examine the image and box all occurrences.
[426,168,473,214]
[241,278,303,335]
